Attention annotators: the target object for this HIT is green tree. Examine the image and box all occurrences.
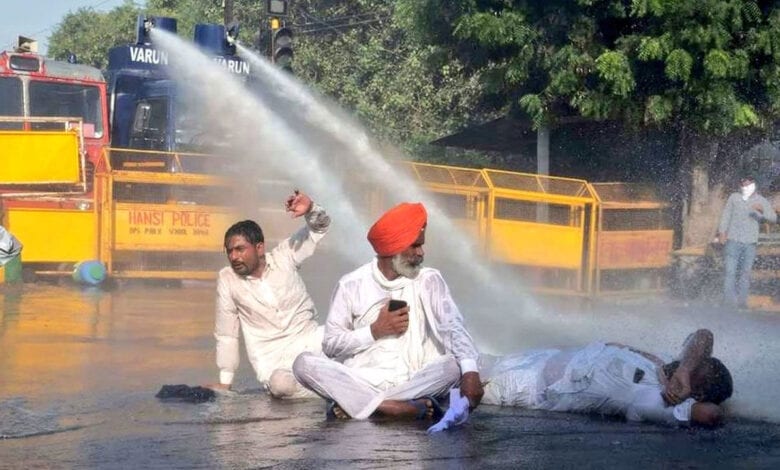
[47,0,236,69]
[48,0,142,68]
[292,0,493,159]
[396,0,780,244]
[47,0,494,163]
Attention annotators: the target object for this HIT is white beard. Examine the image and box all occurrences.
[391,253,422,279]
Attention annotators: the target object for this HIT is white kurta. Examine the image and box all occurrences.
[214,205,329,393]
[293,259,480,418]
[482,343,695,426]
[324,260,479,381]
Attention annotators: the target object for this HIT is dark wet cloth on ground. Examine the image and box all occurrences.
[155,385,216,403]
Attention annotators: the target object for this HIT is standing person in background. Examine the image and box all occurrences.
[210,190,330,398]
[716,174,776,308]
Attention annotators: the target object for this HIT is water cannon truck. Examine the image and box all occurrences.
[0,18,253,283]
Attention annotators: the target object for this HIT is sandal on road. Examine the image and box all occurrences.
[408,396,444,421]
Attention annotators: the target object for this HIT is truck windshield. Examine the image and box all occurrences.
[28,81,104,137]
[0,76,23,129]
[174,91,235,153]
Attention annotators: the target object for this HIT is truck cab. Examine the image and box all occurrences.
[0,47,109,192]
[1,43,110,274]
[106,16,251,169]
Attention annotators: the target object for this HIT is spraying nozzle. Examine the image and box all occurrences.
[225,22,240,56]
[226,22,240,45]
[194,23,239,56]
[136,15,153,45]
[135,15,178,45]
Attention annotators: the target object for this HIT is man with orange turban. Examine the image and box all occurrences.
[293,202,483,420]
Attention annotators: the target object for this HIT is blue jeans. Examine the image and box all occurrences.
[723,240,757,307]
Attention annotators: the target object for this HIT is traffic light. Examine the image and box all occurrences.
[266,0,289,17]
[272,26,293,72]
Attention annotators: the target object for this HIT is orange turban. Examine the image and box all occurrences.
[367,202,427,256]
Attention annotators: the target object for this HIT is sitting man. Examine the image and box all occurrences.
[480,329,732,427]
[293,202,483,419]
[210,190,330,398]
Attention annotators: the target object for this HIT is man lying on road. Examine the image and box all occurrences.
[480,329,731,427]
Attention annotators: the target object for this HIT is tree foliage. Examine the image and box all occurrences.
[292,0,490,156]
[47,0,142,68]
[46,0,490,161]
[395,0,780,136]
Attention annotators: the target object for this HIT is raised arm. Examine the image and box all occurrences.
[277,192,331,267]
[662,329,714,405]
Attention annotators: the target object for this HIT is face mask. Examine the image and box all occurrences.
[741,182,756,200]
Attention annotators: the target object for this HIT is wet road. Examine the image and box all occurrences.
[1,282,779,469]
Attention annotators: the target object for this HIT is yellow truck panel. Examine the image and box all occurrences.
[0,131,82,184]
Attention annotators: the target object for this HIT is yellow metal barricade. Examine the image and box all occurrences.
[590,183,674,294]
[483,170,598,294]
[96,148,244,280]
[401,162,489,249]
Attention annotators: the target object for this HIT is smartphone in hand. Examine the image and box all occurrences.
[388,299,407,312]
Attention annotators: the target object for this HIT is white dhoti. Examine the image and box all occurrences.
[293,353,461,419]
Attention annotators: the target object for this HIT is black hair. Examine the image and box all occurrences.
[663,357,733,405]
[224,220,264,248]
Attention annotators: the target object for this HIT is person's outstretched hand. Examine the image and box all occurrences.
[285,190,313,217]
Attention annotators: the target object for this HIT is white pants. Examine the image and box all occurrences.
[293,353,460,419]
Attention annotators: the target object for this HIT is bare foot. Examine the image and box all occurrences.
[374,398,436,420]
[331,403,350,420]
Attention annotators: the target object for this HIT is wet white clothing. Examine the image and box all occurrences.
[293,260,479,418]
[293,352,460,419]
[323,261,479,381]
[214,204,329,396]
[481,342,695,426]
[0,225,22,266]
